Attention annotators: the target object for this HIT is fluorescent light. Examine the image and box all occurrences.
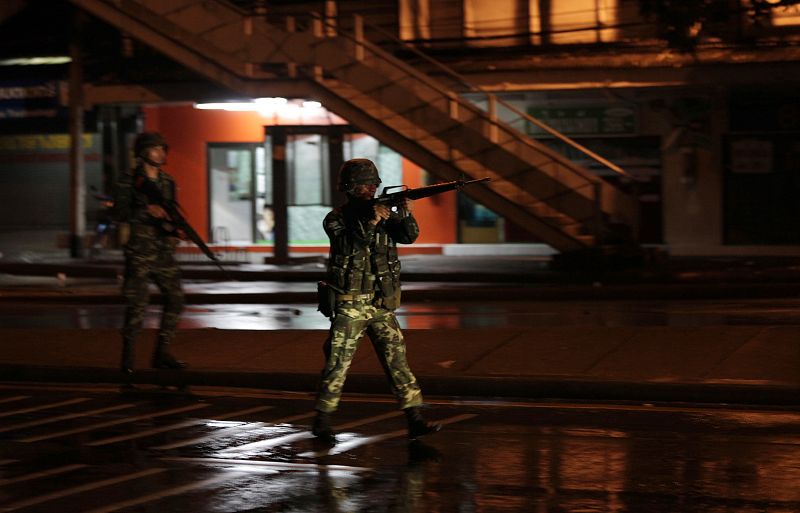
[194,98,329,118]
[0,56,72,66]
[194,102,257,111]
[255,97,287,106]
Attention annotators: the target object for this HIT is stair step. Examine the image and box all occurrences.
[83,0,639,253]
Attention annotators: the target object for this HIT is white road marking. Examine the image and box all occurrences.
[87,405,274,446]
[19,403,209,442]
[80,474,239,513]
[0,468,166,512]
[151,411,316,450]
[219,430,315,454]
[300,413,477,458]
[161,456,371,473]
[0,397,89,418]
[221,411,403,454]
[333,410,404,430]
[0,463,87,486]
[0,403,135,434]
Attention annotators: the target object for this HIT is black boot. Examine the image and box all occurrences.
[152,348,186,370]
[312,410,335,443]
[405,406,441,440]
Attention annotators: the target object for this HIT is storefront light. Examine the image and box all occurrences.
[194,98,325,116]
[0,56,72,66]
[194,102,255,111]
[255,97,288,107]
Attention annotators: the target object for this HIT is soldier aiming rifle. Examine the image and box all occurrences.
[312,157,488,443]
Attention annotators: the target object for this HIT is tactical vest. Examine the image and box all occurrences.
[113,166,177,250]
[327,209,403,310]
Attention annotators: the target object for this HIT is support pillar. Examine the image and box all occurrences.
[270,128,289,264]
[68,12,86,258]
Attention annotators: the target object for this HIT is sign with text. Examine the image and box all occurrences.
[526,106,637,136]
[0,81,64,119]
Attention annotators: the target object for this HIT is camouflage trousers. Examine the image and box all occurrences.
[314,300,423,413]
[121,247,184,349]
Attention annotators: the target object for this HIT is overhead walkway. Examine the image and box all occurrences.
[70,0,640,253]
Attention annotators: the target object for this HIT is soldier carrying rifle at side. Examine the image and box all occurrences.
[113,132,187,381]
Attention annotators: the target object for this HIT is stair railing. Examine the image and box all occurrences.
[300,11,615,239]
[351,14,631,182]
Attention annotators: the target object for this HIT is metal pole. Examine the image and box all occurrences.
[68,12,86,258]
[271,128,289,264]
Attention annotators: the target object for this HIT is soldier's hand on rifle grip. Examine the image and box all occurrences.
[370,204,391,225]
[147,204,169,219]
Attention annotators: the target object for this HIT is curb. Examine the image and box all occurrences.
[2,283,800,303]
[2,365,799,407]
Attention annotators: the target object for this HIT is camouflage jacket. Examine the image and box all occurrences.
[112,166,178,253]
[324,201,419,310]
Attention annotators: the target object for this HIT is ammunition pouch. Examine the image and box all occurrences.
[317,281,338,318]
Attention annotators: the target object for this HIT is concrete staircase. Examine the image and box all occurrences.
[70,0,640,252]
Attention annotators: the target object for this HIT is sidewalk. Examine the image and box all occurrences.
[0,252,799,405]
[0,325,798,405]
[3,253,800,302]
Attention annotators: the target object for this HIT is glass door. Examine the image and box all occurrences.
[208,143,258,244]
[286,133,331,244]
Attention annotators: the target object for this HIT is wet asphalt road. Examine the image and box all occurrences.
[3,276,800,511]
[0,383,799,512]
[2,298,800,330]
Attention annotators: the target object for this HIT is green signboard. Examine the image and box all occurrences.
[526,106,637,136]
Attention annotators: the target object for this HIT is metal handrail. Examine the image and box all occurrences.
[359,16,630,179]
[305,12,601,192]
[189,3,623,187]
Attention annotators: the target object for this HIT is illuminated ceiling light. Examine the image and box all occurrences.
[194,98,328,117]
[255,97,288,106]
[0,56,72,66]
[194,102,257,111]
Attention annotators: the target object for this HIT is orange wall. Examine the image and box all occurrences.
[143,105,265,238]
[143,104,456,244]
[402,159,457,244]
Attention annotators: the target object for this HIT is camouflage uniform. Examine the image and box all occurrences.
[315,200,423,413]
[113,165,184,371]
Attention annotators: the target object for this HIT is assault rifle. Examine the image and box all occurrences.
[372,177,490,211]
[134,176,232,278]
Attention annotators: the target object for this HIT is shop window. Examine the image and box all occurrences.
[771,4,800,27]
[403,0,622,46]
[724,135,800,245]
[286,134,331,245]
[459,194,503,243]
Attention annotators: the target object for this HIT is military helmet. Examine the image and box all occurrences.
[133,131,168,157]
[337,158,381,192]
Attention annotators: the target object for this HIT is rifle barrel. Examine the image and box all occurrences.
[377,177,490,203]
